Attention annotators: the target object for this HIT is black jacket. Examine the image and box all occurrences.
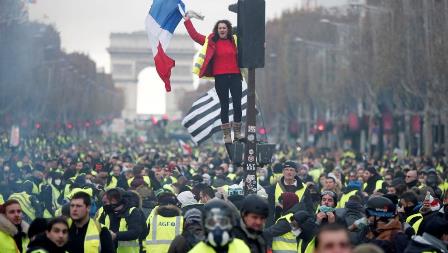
[67,219,115,253]
[364,174,385,195]
[233,218,268,253]
[98,202,143,250]
[404,233,448,253]
[27,234,67,253]
[168,223,204,253]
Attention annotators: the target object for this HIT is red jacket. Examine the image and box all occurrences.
[184,19,238,78]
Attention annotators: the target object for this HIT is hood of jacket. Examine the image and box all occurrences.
[411,233,448,253]
[156,204,181,217]
[279,176,305,191]
[0,213,29,237]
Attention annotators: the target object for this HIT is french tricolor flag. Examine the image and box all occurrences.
[145,0,185,92]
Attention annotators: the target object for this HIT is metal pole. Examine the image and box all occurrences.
[244,68,257,195]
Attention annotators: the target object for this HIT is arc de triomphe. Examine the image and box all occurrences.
[108,32,196,119]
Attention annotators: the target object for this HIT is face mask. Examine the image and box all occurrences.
[404,206,415,215]
[54,179,62,186]
[228,167,234,173]
[207,228,230,247]
[103,205,114,214]
[291,228,302,236]
[319,205,335,213]
[259,176,266,181]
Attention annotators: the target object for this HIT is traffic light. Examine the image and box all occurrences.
[229,0,265,68]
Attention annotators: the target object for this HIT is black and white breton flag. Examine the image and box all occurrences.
[182,80,249,145]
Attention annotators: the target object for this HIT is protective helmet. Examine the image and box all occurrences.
[240,194,269,218]
[203,199,235,247]
[365,196,396,218]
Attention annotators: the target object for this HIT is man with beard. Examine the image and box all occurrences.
[233,194,269,253]
[0,199,29,253]
[26,217,69,253]
[66,192,114,253]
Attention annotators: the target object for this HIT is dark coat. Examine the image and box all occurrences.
[404,233,448,253]
[26,234,67,253]
[168,223,204,253]
[267,176,314,223]
[233,219,268,253]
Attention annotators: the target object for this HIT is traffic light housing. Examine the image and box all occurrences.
[229,0,265,68]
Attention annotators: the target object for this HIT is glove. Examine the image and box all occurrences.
[186,10,205,20]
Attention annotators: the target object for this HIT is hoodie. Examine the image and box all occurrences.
[26,234,67,253]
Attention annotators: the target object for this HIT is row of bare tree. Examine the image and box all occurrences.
[0,0,124,133]
[254,0,448,156]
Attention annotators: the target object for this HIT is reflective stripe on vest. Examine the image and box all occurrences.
[362,180,384,191]
[145,212,183,253]
[272,213,297,253]
[337,189,358,208]
[406,213,423,234]
[9,192,35,221]
[298,238,315,253]
[189,239,251,253]
[127,176,151,188]
[104,207,139,253]
[193,35,238,77]
[274,182,306,206]
[68,218,101,253]
[105,176,118,190]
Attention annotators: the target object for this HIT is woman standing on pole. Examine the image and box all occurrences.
[184,14,243,144]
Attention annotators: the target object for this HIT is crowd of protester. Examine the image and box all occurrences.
[0,130,448,253]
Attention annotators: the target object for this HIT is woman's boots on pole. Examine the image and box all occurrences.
[221,122,243,144]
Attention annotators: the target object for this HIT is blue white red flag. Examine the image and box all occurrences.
[145,0,185,92]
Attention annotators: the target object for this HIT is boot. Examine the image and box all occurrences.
[221,123,232,144]
[232,122,243,141]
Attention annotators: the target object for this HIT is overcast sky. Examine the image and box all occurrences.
[29,0,345,72]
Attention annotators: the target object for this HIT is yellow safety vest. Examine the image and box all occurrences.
[272,213,297,253]
[68,218,101,253]
[274,182,307,206]
[145,210,183,253]
[406,213,423,235]
[105,176,118,190]
[193,35,238,77]
[9,192,36,221]
[189,239,251,253]
[127,176,151,188]
[297,237,315,253]
[0,193,4,205]
[228,173,237,181]
[104,207,139,253]
[362,180,384,192]
[337,189,358,208]
[270,173,283,185]
[0,225,29,253]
